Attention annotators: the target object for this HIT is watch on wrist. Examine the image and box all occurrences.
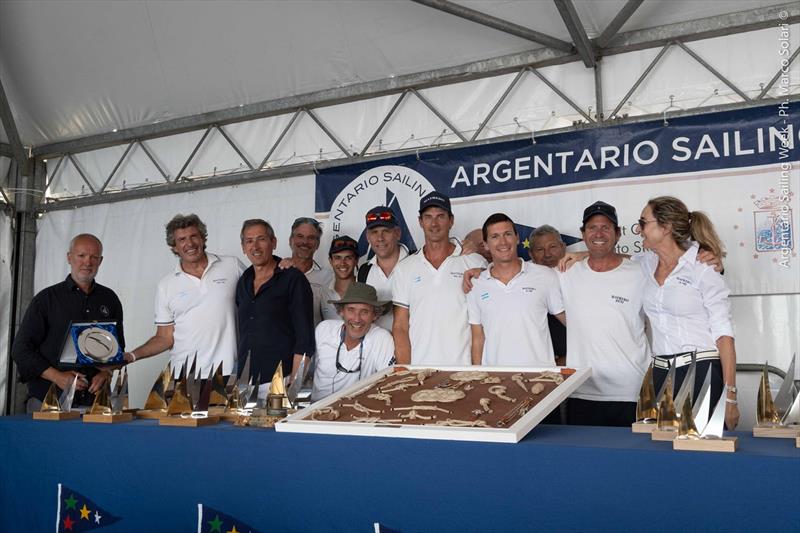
[725,385,737,394]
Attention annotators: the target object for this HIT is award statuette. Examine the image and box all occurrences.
[136,364,172,419]
[632,365,657,433]
[267,363,290,417]
[83,370,133,424]
[653,352,696,441]
[33,374,81,421]
[159,356,220,427]
[674,367,738,453]
[753,355,800,439]
[652,362,678,441]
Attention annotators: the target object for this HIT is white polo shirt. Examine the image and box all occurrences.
[558,257,650,402]
[635,244,734,355]
[391,241,488,366]
[154,253,245,378]
[362,244,410,331]
[311,319,395,401]
[467,259,563,367]
[304,261,334,326]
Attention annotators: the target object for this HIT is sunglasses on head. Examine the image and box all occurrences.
[293,217,320,228]
[332,239,357,249]
[366,211,395,223]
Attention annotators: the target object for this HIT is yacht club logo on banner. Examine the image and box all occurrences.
[326,165,434,256]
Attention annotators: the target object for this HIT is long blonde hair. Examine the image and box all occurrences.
[648,196,725,258]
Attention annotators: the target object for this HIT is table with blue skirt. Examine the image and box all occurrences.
[0,415,798,532]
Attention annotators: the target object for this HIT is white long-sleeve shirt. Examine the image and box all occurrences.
[635,243,734,356]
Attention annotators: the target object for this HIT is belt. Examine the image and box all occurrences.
[652,350,719,370]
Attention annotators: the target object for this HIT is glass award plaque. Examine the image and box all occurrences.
[59,321,124,367]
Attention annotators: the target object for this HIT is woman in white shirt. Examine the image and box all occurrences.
[637,196,739,430]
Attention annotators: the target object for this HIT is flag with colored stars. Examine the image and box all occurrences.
[56,484,120,532]
[198,504,261,533]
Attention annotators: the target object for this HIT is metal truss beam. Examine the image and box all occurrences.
[258,110,302,170]
[361,91,408,155]
[42,94,796,213]
[554,0,595,67]
[98,142,134,193]
[529,68,595,123]
[0,143,13,158]
[305,107,354,157]
[594,60,603,121]
[757,46,800,100]
[0,77,28,174]
[595,0,644,49]
[216,125,254,170]
[676,41,752,102]
[410,0,573,52]
[410,89,467,142]
[471,70,528,141]
[30,3,797,160]
[602,2,799,54]
[609,42,673,119]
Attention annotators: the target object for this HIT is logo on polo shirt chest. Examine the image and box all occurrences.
[413,275,422,283]
[450,271,463,279]
[480,292,490,301]
[674,276,692,287]
[611,295,629,304]
[211,278,227,284]
[521,286,537,293]
[99,305,110,317]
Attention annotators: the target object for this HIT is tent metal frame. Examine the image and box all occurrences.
[1,1,799,414]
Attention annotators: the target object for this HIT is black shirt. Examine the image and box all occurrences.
[11,275,125,403]
[236,258,315,384]
[548,314,567,360]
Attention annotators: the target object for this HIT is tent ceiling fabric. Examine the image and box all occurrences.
[0,0,790,148]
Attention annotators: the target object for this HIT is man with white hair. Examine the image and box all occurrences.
[12,233,123,412]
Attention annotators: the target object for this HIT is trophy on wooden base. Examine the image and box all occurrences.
[33,374,81,421]
[632,365,658,433]
[159,356,220,427]
[753,355,800,439]
[84,368,133,424]
[136,364,172,419]
[674,367,738,453]
[652,362,678,441]
[267,363,290,417]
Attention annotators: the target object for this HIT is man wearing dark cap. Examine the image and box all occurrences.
[321,235,359,321]
[558,201,649,427]
[391,191,488,366]
[358,206,410,331]
[312,282,395,401]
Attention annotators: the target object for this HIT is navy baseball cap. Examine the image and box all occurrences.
[329,235,358,257]
[365,206,399,229]
[582,201,619,226]
[419,191,452,215]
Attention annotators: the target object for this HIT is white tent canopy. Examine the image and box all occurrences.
[0,1,797,418]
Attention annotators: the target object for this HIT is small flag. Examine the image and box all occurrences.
[56,484,121,532]
[198,504,260,533]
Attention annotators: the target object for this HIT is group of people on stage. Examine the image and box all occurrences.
[11,190,739,430]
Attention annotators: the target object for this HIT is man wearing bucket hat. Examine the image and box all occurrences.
[311,282,395,401]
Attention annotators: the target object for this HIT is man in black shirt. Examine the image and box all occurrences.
[236,219,314,385]
[11,233,124,412]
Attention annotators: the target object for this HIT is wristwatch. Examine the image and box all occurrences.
[725,385,737,394]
